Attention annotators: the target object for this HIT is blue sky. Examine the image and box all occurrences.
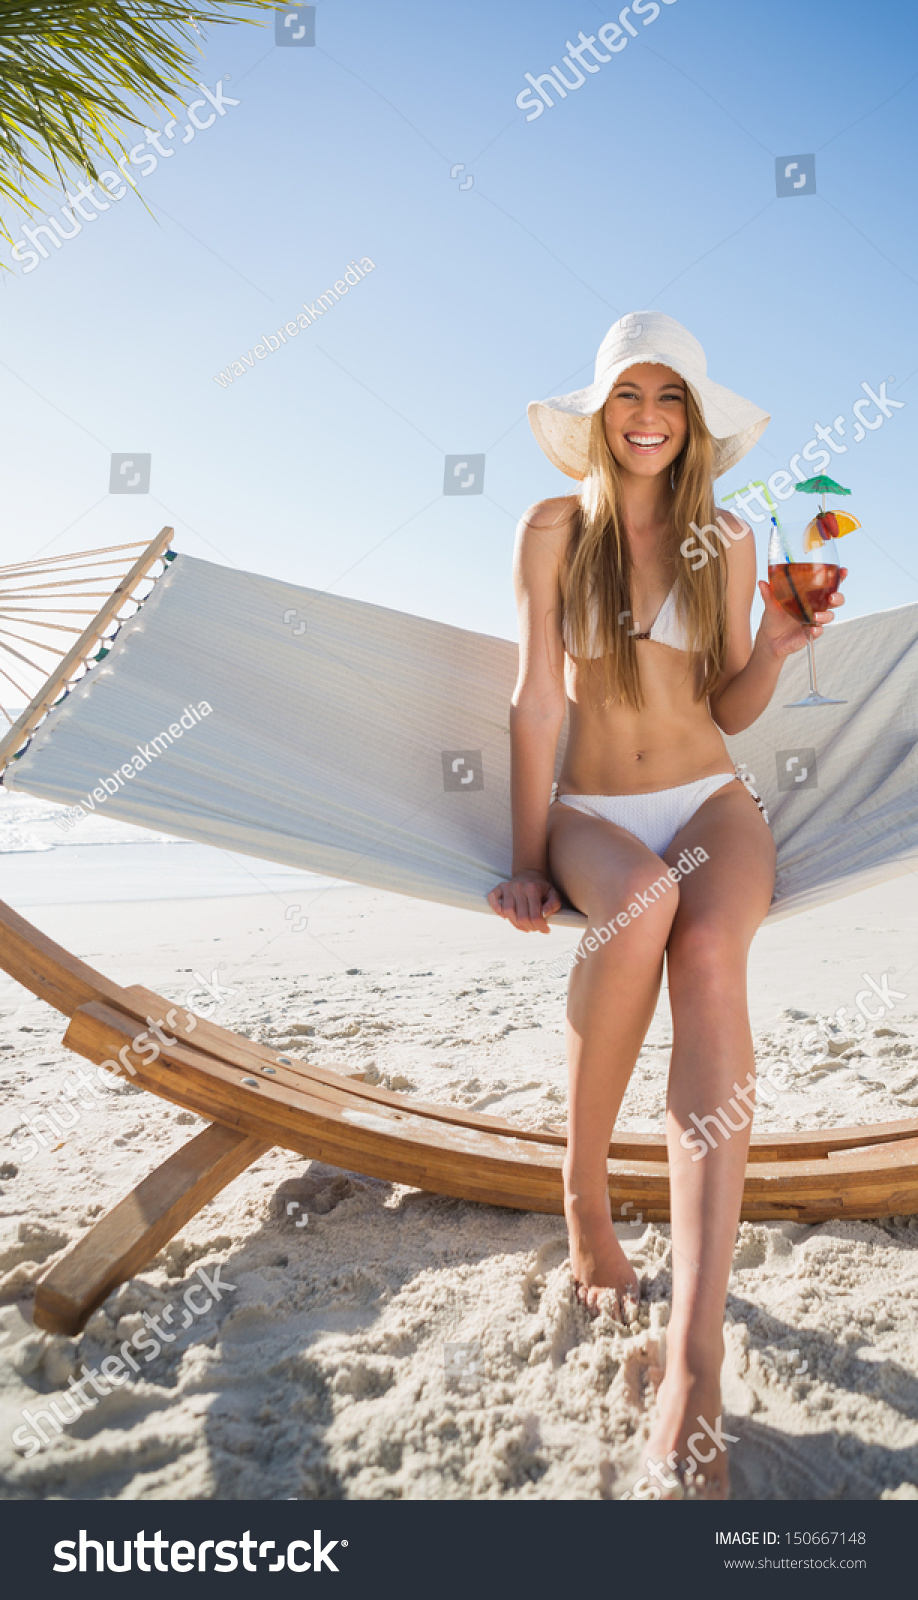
[2,0,916,642]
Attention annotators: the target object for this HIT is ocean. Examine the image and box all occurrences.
[0,788,341,906]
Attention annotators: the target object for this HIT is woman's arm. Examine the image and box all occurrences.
[486,498,572,931]
[707,514,846,736]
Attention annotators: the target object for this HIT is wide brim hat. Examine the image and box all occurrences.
[527,311,769,481]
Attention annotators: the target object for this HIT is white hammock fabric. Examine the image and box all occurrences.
[5,554,918,924]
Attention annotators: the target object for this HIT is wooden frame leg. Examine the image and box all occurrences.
[33,1125,268,1335]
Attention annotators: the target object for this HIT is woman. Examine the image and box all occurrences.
[487,312,845,1497]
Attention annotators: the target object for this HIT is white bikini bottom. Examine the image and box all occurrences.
[554,765,768,857]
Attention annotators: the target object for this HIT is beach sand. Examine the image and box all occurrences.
[1,874,918,1500]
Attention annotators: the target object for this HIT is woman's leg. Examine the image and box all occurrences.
[647,781,775,1495]
[547,804,681,1308]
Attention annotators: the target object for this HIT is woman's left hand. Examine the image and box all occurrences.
[756,568,847,659]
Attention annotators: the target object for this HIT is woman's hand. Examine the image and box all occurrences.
[756,568,847,659]
[487,868,562,933]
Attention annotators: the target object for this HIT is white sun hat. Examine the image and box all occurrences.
[527,311,770,481]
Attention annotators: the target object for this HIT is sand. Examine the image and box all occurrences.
[1,873,918,1500]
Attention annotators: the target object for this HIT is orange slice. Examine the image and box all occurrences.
[803,511,861,550]
[828,512,861,537]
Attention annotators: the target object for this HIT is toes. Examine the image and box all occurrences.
[572,1277,602,1316]
[572,1278,611,1317]
[571,1273,642,1324]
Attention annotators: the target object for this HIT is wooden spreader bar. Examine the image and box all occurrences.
[0,893,916,1335]
[0,527,173,776]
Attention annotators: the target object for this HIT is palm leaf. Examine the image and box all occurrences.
[0,1,285,244]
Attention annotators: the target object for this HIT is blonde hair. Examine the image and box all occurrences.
[562,387,727,710]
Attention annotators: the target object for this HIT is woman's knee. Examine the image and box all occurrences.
[668,919,747,996]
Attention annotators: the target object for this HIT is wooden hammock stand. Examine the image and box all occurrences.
[2,533,918,1338]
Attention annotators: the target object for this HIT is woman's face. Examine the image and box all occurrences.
[602,364,688,479]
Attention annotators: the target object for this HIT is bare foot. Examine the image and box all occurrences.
[643,1370,734,1499]
[565,1192,640,1318]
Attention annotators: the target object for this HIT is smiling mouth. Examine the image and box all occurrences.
[624,432,668,452]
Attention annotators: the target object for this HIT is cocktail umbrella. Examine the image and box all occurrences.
[793,474,859,548]
[794,474,852,511]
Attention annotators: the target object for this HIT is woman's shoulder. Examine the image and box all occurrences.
[514,496,578,587]
[713,507,753,542]
[712,507,758,596]
[517,494,579,548]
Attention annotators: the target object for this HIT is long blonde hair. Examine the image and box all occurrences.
[562,388,727,710]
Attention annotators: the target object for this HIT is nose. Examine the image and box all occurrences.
[631,400,661,426]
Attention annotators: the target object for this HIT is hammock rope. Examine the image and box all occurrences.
[0,530,174,770]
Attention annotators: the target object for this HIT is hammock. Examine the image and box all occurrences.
[3,541,918,922]
[3,531,918,1329]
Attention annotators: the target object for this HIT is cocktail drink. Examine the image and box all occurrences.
[768,558,841,627]
[767,517,846,707]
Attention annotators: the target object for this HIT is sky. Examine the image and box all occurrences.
[1,0,916,647]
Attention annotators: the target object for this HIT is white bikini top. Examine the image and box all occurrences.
[562,584,692,658]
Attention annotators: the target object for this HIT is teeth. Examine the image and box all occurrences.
[626,434,666,446]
